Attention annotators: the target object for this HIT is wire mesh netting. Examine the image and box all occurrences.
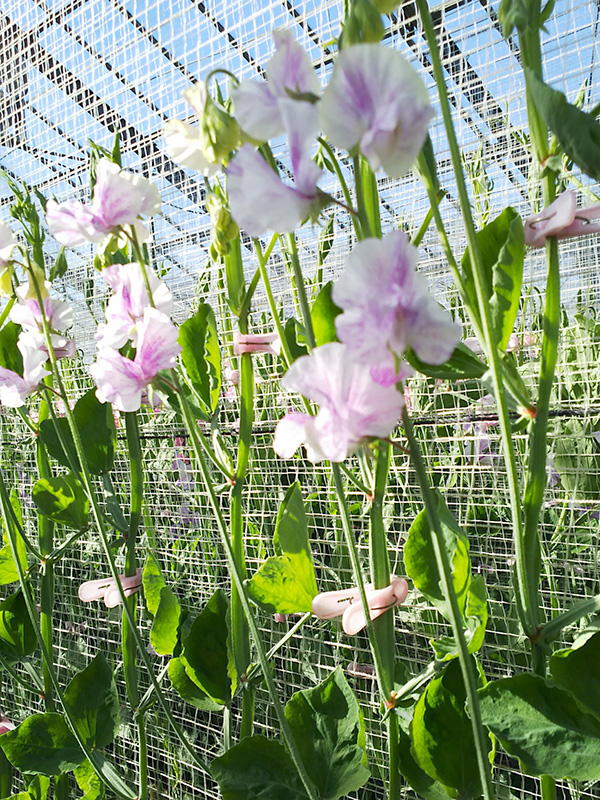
[1,0,600,798]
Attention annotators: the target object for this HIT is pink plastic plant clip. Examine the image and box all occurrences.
[78,568,143,608]
[233,331,280,356]
[342,577,409,636]
[524,191,600,247]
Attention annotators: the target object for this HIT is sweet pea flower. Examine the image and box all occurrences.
[46,158,161,247]
[10,281,75,359]
[96,263,173,349]
[0,717,15,735]
[232,28,320,142]
[273,342,404,463]
[320,44,433,178]
[91,307,181,412]
[333,231,461,386]
[0,338,50,408]
[312,576,409,635]
[78,568,143,609]
[227,100,325,236]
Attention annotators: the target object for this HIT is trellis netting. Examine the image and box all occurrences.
[1,0,600,798]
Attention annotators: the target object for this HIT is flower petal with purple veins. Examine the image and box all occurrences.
[320,44,433,178]
[46,200,105,247]
[231,81,283,141]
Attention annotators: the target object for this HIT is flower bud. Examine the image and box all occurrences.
[207,193,239,257]
[184,84,241,165]
[339,0,384,48]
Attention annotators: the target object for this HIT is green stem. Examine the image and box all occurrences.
[245,612,311,685]
[415,0,530,636]
[283,234,316,350]
[176,385,319,800]
[318,138,362,240]
[123,412,147,800]
[254,239,295,367]
[0,297,15,330]
[402,407,494,800]
[352,155,371,238]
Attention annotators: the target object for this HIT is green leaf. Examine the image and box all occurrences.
[554,419,600,500]
[63,653,119,750]
[150,586,181,656]
[49,248,69,282]
[0,713,83,775]
[32,473,89,529]
[431,575,488,661]
[398,728,450,800]
[0,323,23,376]
[38,391,117,475]
[462,207,524,350]
[74,760,104,800]
[178,304,221,415]
[478,673,600,780]
[0,515,28,586]
[412,659,491,798]
[26,776,49,800]
[210,735,309,800]
[247,483,318,614]
[284,667,370,800]
[180,589,231,706]
[406,342,487,381]
[284,318,309,362]
[549,630,600,719]
[317,216,335,267]
[311,282,341,347]
[526,69,600,182]
[414,135,441,195]
[0,589,37,665]
[167,657,222,711]
[142,553,165,617]
[404,497,471,621]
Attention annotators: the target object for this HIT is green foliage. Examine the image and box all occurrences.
[398,729,450,800]
[0,509,28,586]
[0,323,23,376]
[167,657,222,711]
[0,714,82,776]
[412,659,492,798]
[180,589,232,706]
[74,761,105,800]
[247,483,318,614]
[38,390,117,475]
[150,587,181,656]
[311,282,341,347]
[479,674,600,780]
[63,654,120,751]
[0,589,37,665]
[284,668,370,800]
[211,735,310,800]
[553,419,600,500]
[526,69,600,181]
[142,553,165,617]
[32,473,89,530]
[549,630,600,719]
[178,303,222,415]
[49,248,69,282]
[406,342,487,381]
[404,496,487,659]
[461,207,524,350]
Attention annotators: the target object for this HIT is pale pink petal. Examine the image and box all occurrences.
[135,308,181,380]
[279,99,321,196]
[268,29,320,99]
[46,200,104,247]
[273,413,313,459]
[0,717,15,735]
[164,119,220,175]
[0,221,17,266]
[90,349,147,412]
[227,145,315,236]
[320,44,433,178]
[231,81,283,141]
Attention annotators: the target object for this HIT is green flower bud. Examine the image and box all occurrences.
[184,84,240,165]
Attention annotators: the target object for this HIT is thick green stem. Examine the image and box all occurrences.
[176,386,319,800]
[123,412,148,799]
[402,408,494,800]
[230,346,255,739]
[283,234,315,350]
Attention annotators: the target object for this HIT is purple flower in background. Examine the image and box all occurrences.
[232,28,320,142]
[0,338,50,408]
[91,307,181,412]
[227,100,324,236]
[0,717,15,736]
[46,158,160,247]
[332,231,461,385]
[320,44,433,178]
[96,262,173,349]
[273,342,404,463]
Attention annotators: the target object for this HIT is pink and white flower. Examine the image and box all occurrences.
[332,231,461,385]
[91,307,181,412]
[320,44,433,178]
[46,158,161,247]
[0,338,50,408]
[232,28,320,142]
[273,342,404,463]
[96,263,173,349]
[227,100,324,236]
[10,282,75,359]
